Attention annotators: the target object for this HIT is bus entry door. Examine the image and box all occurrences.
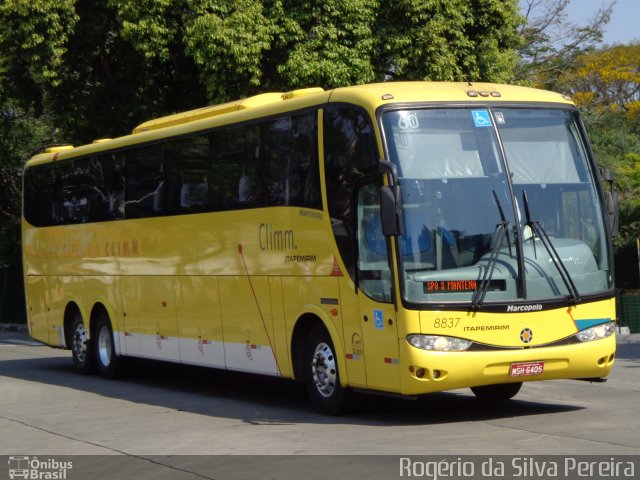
[356,183,400,392]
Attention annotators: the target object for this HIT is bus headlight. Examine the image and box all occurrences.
[575,322,616,343]
[407,334,472,351]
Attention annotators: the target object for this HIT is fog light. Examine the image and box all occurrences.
[415,368,425,378]
[407,334,472,351]
[575,322,616,343]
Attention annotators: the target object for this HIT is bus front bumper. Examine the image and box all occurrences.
[398,334,616,396]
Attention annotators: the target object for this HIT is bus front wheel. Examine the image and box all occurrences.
[94,313,125,379]
[471,382,522,401]
[304,324,350,415]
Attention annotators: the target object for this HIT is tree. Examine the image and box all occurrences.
[0,0,524,144]
[0,103,60,268]
[559,44,640,116]
[556,44,640,249]
[377,0,521,83]
[516,0,614,88]
[0,0,524,272]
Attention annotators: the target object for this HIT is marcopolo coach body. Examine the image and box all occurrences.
[22,82,617,413]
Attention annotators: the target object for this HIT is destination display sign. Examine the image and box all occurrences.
[424,280,478,293]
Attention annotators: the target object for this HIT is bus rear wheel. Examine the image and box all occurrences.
[471,382,522,401]
[304,324,350,415]
[94,313,125,379]
[71,313,96,374]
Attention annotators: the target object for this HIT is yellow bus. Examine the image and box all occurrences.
[22,82,618,414]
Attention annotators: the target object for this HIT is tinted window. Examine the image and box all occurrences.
[263,112,320,209]
[23,108,322,226]
[323,106,378,277]
[24,164,58,227]
[125,144,168,217]
[211,124,261,209]
[58,159,93,224]
[166,135,212,212]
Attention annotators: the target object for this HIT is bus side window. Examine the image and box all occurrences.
[59,159,92,224]
[211,125,261,209]
[24,165,58,227]
[166,135,211,211]
[262,112,321,209]
[125,144,168,218]
[324,105,378,279]
[98,153,125,220]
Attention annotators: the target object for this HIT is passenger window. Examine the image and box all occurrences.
[125,144,168,217]
[166,135,212,212]
[262,112,321,209]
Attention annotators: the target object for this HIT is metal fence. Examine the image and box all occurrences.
[618,293,640,333]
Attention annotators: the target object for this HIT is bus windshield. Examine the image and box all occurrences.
[381,107,612,305]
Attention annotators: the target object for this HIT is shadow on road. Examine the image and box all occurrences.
[0,345,585,426]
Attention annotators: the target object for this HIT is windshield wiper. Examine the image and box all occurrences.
[521,190,580,304]
[471,190,509,310]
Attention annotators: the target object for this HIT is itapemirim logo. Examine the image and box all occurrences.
[7,456,73,479]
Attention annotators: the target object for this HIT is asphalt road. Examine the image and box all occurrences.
[0,329,638,478]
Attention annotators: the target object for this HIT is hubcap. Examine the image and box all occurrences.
[98,326,112,367]
[73,322,88,363]
[311,342,337,398]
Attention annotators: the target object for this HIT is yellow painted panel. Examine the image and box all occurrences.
[120,276,178,360]
[338,277,367,388]
[26,276,49,344]
[268,277,291,378]
[219,275,280,374]
[418,299,614,348]
[176,276,224,366]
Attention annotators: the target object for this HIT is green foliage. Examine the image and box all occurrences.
[0,103,60,268]
[0,0,524,269]
[0,0,524,136]
[377,0,521,83]
[556,44,640,252]
[274,0,378,88]
[183,0,277,99]
[0,0,78,109]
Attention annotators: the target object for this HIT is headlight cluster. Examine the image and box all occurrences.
[575,321,616,342]
[407,334,472,351]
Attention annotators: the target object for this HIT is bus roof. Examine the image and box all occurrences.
[25,82,573,167]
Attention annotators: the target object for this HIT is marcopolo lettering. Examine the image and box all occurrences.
[506,304,543,312]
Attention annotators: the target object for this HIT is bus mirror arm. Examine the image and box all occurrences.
[379,160,399,186]
[378,161,403,237]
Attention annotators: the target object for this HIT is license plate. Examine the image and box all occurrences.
[510,361,544,377]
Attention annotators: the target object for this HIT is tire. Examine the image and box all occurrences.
[471,382,522,401]
[94,312,125,379]
[303,324,350,415]
[71,313,96,374]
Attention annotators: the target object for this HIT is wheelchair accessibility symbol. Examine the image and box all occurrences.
[471,110,492,127]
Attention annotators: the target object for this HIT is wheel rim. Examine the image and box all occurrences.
[311,342,337,398]
[97,326,112,367]
[73,322,88,363]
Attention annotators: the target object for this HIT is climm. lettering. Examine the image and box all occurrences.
[259,223,296,251]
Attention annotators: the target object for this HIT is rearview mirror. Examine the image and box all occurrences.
[380,185,403,236]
